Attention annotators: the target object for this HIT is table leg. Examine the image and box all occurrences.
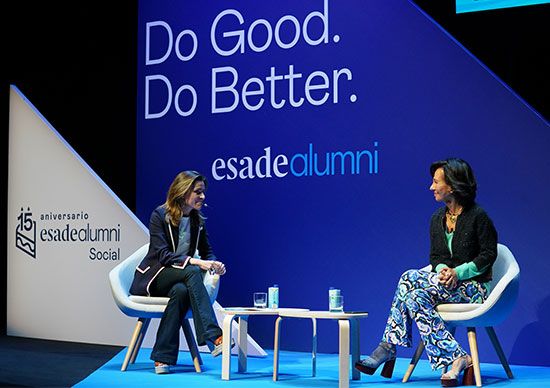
[221,315,235,380]
[311,318,317,377]
[238,316,249,373]
[350,318,360,380]
[338,319,351,388]
[273,316,283,381]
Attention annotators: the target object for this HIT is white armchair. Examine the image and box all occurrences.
[109,243,220,372]
[402,243,520,387]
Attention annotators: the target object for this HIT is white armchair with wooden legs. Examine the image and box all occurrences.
[109,243,220,372]
[402,243,520,387]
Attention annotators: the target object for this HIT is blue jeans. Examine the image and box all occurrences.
[381,269,488,369]
[150,265,222,364]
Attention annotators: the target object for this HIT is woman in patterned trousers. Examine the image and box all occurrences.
[355,158,498,387]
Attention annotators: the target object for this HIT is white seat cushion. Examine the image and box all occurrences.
[129,295,169,305]
[436,303,481,313]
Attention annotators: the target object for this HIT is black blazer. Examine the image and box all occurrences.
[129,205,217,296]
[429,204,498,283]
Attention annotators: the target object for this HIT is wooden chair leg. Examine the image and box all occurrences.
[402,341,425,383]
[467,327,482,387]
[182,319,202,373]
[122,318,146,371]
[130,318,150,364]
[485,327,514,379]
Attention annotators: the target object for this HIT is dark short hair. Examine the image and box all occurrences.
[430,158,477,206]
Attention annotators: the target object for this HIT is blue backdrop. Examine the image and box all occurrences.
[136,0,550,366]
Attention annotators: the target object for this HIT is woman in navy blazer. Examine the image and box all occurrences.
[130,170,227,374]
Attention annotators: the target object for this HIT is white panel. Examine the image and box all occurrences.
[8,85,149,345]
[7,85,266,357]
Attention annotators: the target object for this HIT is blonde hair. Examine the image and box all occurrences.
[164,170,207,226]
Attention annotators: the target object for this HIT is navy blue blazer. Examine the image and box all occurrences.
[129,205,217,296]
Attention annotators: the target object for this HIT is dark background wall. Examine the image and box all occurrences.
[2,0,548,340]
[413,0,548,121]
[2,1,137,336]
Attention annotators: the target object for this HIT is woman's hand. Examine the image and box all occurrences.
[438,267,458,289]
[211,261,226,275]
[189,258,226,275]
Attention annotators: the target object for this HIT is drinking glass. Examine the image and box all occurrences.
[253,292,267,308]
[330,295,344,312]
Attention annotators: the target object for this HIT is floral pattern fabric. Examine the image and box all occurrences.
[381,269,488,369]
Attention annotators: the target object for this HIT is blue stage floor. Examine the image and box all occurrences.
[75,348,550,387]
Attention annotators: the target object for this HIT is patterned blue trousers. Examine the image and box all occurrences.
[381,269,488,369]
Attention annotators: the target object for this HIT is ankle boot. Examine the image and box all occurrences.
[441,354,473,387]
[355,342,397,378]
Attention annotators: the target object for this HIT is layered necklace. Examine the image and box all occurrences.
[446,206,463,224]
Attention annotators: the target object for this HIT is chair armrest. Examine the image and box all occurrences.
[202,270,220,303]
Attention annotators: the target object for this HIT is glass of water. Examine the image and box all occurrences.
[253,292,267,308]
[330,295,344,312]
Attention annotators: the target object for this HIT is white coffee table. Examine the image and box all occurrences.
[273,310,369,388]
[220,307,309,380]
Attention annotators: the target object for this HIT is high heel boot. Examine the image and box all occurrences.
[440,354,474,387]
[354,342,397,378]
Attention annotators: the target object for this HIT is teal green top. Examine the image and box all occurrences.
[435,231,488,284]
